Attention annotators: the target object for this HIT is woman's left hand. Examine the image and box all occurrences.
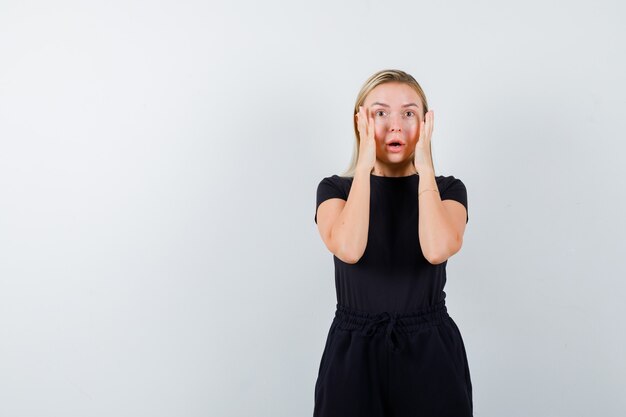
[414,110,435,175]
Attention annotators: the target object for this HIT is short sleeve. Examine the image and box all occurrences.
[439,176,469,224]
[315,175,347,224]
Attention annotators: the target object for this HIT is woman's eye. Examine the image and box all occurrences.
[375,110,386,117]
[405,111,414,117]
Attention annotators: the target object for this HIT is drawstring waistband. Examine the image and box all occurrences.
[333,300,450,353]
[363,312,402,352]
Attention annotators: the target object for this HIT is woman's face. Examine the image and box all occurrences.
[362,82,423,162]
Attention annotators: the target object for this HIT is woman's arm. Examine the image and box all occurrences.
[417,170,467,264]
[318,168,371,264]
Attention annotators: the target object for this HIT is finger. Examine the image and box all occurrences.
[359,106,367,131]
[369,109,375,141]
[359,107,364,134]
[430,110,434,132]
[357,107,364,135]
[427,111,433,137]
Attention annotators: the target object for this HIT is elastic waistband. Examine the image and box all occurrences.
[332,300,450,353]
[333,299,449,334]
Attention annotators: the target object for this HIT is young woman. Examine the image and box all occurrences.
[313,69,473,417]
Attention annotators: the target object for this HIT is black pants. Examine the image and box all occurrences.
[313,299,473,417]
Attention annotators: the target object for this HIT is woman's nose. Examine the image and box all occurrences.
[388,114,402,131]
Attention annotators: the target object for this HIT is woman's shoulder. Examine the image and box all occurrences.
[319,173,354,185]
[435,172,463,179]
[434,174,468,202]
[435,173,466,186]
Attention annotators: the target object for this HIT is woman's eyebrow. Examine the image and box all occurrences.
[371,102,419,108]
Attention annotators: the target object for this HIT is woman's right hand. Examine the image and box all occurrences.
[355,106,376,173]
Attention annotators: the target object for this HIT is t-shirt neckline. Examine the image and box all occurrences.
[370,172,419,179]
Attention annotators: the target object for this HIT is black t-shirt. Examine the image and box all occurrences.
[315,172,468,314]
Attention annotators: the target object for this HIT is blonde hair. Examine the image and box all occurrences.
[340,69,433,177]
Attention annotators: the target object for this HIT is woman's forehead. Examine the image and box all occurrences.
[364,83,420,106]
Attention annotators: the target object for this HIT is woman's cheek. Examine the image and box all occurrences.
[405,121,418,137]
[376,124,386,140]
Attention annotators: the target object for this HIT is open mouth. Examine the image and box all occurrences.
[387,140,405,151]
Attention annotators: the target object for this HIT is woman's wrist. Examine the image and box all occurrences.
[418,189,439,197]
[355,165,372,176]
[417,169,438,197]
[417,167,435,178]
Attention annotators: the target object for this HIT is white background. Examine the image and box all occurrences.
[1,0,625,416]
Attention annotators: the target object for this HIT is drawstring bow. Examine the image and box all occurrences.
[363,312,404,353]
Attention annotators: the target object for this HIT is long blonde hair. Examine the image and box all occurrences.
[341,69,433,177]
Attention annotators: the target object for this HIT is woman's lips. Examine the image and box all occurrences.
[386,144,405,153]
